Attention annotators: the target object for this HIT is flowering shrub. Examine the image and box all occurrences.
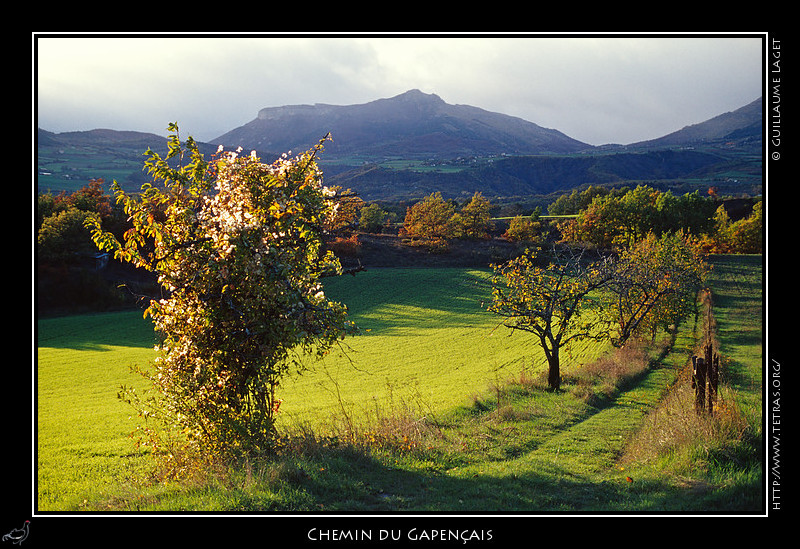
[87,125,356,467]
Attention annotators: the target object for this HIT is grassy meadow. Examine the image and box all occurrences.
[276,268,608,430]
[35,258,763,513]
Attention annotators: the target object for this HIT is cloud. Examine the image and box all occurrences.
[35,34,764,145]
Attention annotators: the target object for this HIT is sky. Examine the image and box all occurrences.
[34,33,765,147]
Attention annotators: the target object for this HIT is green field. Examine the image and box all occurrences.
[35,258,763,512]
[276,268,608,429]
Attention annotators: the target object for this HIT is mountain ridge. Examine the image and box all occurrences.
[213,89,592,158]
[629,96,762,148]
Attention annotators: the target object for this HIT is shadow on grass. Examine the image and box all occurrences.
[36,309,157,351]
[322,268,495,336]
[253,442,762,514]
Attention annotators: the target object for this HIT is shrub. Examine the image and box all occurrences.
[87,126,357,470]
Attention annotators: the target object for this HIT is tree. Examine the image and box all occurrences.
[548,185,612,216]
[37,179,116,264]
[37,207,97,262]
[86,125,356,468]
[571,193,626,248]
[706,200,762,254]
[617,185,661,247]
[359,203,388,233]
[321,185,364,234]
[606,231,709,346]
[488,247,614,391]
[707,205,734,253]
[502,215,543,244]
[729,200,762,253]
[403,191,458,248]
[454,192,494,239]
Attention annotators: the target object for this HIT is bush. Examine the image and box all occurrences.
[87,127,357,469]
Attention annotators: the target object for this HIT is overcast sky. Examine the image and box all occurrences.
[35,33,765,146]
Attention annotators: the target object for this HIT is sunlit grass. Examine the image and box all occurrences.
[277,268,610,431]
[36,311,157,510]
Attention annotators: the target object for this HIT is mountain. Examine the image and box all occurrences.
[629,97,762,149]
[37,93,762,201]
[212,89,592,159]
[209,90,762,200]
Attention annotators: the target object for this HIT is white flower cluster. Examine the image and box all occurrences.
[200,151,266,259]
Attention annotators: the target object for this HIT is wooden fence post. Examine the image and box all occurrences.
[692,355,706,414]
[708,351,719,416]
[692,289,720,416]
[693,344,719,416]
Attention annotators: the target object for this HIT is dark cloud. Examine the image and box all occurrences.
[35,35,764,146]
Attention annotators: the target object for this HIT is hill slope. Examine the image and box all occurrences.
[629,97,762,148]
[326,147,747,201]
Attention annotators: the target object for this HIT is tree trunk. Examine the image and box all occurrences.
[547,346,561,391]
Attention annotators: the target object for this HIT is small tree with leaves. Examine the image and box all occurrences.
[606,231,709,346]
[359,203,389,233]
[86,125,356,470]
[488,247,614,391]
[403,192,458,249]
[454,191,494,239]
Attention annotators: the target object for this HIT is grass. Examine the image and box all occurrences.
[36,311,157,509]
[35,258,763,513]
[276,268,609,431]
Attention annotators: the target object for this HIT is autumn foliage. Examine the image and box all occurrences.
[556,184,761,254]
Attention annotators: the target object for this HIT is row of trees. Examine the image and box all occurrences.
[486,185,752,392]
[363,191,545,247]
[555,184,762,253]
[354,184,761,256]
[400,191,495,247]
[489,230,709,392]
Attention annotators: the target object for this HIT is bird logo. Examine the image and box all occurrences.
[2,520,30,545]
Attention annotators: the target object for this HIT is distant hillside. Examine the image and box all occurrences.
[326,148,733,201]
[37,128,166,149]
[36,128,219,194]
[213,89,592,159]
[629,97,762,148]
